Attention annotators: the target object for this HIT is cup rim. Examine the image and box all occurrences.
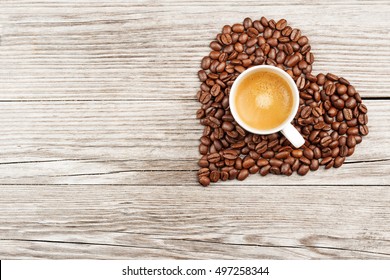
[229,65,300,135]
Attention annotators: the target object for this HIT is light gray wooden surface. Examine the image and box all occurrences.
[0,0,389,259]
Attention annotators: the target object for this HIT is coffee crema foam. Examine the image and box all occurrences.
[235,70,294,130]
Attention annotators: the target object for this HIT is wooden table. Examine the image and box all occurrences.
[0,0,389,259]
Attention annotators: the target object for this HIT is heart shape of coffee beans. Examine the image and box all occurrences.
[196,17,369,186]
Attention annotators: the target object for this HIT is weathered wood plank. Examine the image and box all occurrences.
[0,2,389,100]
[0,184,389,259]
[0,99,388,185]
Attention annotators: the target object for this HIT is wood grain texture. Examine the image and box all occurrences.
[1,185,390,259]
[0,0,389,259]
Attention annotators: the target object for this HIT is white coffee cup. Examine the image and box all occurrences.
[229,65,305,148]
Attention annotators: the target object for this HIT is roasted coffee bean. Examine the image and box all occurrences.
[347,146,355,157]
[297,164,309,175]
[199,176,210,187]
[334,156,345,168]
[320,135,332,147]
[232,23,244,33]
[320,157,332,165]
[282,26,292,36]
[329,140,339,149]
[297,36,308,46]
[198,157,209,168]
[210,41,222,51]
[338,136,347,146]
[309,159,319,171]
[207,153,220,163]
[312,107,323,118]
[325,84,336,96]
[221,25,231,34]
[321,147,332,158]
[332,98,344,110]
[221,33,233,45]
[338,77,350,85]
[347,127,359,135]
[326,73,339,81]
[225,158,235,166]
[198,70,208,82]
[296,76,306,90]
[200,136,211,146]
[234,157,243,170]
[196,109,205,119]
[346,135,356,148]
[243,157,256,169]
[199,144,208,155]
[290,29,301,41]
[210,170,220,182]
[299,156,311,165]
[201,56,211,70]
[286,55,300,67]
[284,156,295,165]
[301,44,311,54]
[316,73,325,85]
[237,169,249,180]
[249,165,260,174]
[229,169,238,180]
[291,149,303,158]
[274,150,290,159]
[331,147,339,158]
[259,165,271,176]
[312,147,321,159]
[306,52,315,64]
[269,166,280,175]
[351,107,359,119]
[221,121,234,131]
[325,159,334,169]
[220,171,229,181]
[270,158,283,167]
[255,141,268,154]
[253,20,264,32]
[345,97,357,108]
[247,27,259,38]
[199,91,211,104]
[343,108,353,121]
[203,126,211,137]
[290,159,299,171]
[280,163,291,175]
[257,158,269,167]
[303,148,314,160]
[243,17,253,29]
[210,84,221,96]
[223,149,239,160]
[275,19,287,30]
[337,123,347,135]
[300,106,312,118]
[336,84,347,95]
[358,104,368,114]
[339,145,349,157]
[358,114,368,125]
[249,150,260,160]
[198,168,210,178]
[359,125,369,136]
[262,150,275,159]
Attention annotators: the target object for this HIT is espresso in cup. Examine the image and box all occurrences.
[230,65,305,148]
[234,70,293,131]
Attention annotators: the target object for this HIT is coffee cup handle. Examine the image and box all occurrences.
[281,123,305,148]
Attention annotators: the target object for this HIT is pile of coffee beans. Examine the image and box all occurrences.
[196,17,368,186]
